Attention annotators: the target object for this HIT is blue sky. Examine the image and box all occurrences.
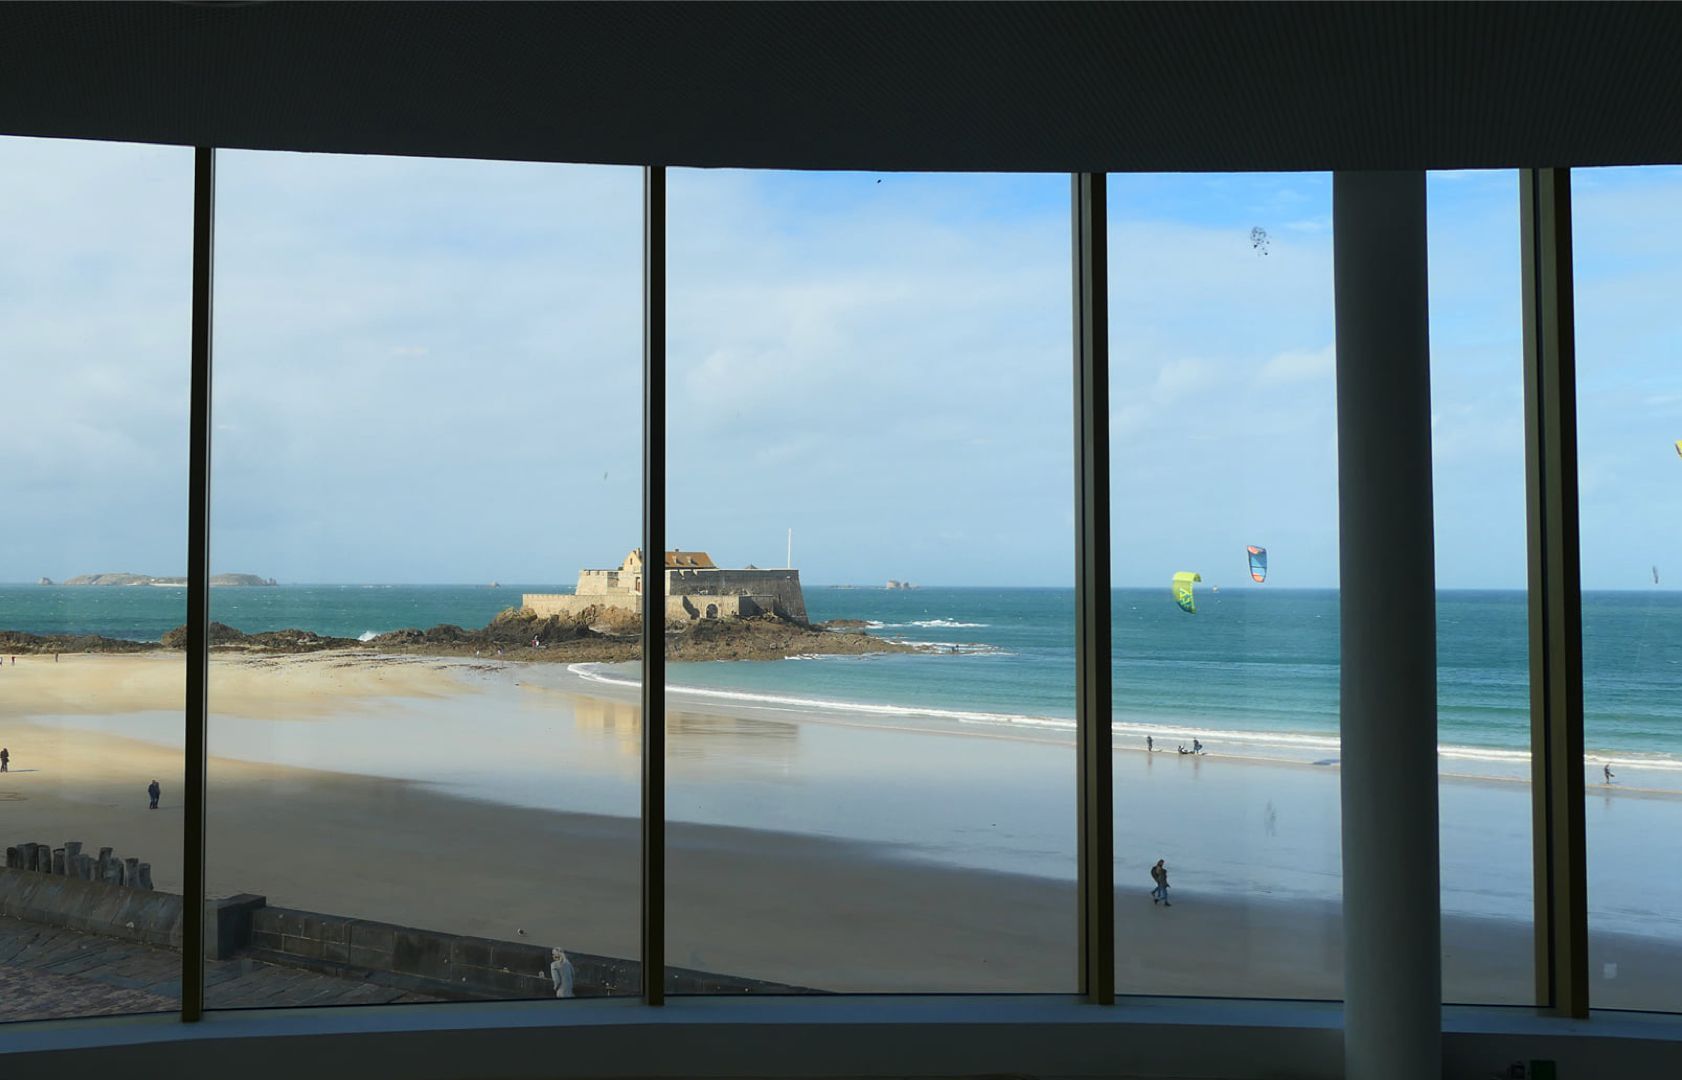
[0,137,1674,588]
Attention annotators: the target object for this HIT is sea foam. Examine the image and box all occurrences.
[564,662,1682,780]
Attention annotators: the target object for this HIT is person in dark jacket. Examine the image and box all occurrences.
[148,779,161,809]
[1150,859,1171,905]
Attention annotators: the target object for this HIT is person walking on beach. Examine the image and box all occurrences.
[1,747,8,773]
[1150,859,1171,906]
[147,779,160,809]
[549,947,575,998]
[1146,735,1153,753]
[1193,738,1204,754]
[1604,763,1615,784]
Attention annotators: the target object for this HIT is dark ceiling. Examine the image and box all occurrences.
[4,2,1681,173]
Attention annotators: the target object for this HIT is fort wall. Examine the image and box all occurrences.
[668,568,807,621]
[575,569,628,596]
[523,566,807,624]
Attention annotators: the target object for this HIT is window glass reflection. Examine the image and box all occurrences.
[0,136,191,1022]
[1573,165,1682,1014]
[204,152,643,1007]
[664,170,1076,992]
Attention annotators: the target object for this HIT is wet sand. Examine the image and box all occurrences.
[1,651,1679,1009]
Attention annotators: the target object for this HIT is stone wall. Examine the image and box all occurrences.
[668,568,808,621]
[524,569,807,624]
[0,863,815,1000]
[0,863,263,957]
[521,593,635,620]
[245,907,816,999]
[575,569,630,596]
[0,867,181,948]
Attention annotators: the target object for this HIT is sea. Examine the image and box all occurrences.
[3,582,1679,784]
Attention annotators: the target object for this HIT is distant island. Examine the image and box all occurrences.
[55,573,278,587]
[4,549,927,663]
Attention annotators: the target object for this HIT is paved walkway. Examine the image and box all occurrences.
[0,916,436,1023]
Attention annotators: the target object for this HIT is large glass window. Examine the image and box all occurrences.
[1426,170,1535,1005]
[203,152,642,1006]
[1107,174,1342,999]
[0,136,191,1021]
[1573,165,1682,1014]
[662,170,1075,992]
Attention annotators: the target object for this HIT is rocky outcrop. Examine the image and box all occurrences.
[36,577,52,586]
[0,630,157,654]
[159,623,359,652]
[4,609,920,663]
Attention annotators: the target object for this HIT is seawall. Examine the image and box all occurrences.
[0,868,814,999]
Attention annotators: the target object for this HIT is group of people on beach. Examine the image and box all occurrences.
[1144,736,1204,755]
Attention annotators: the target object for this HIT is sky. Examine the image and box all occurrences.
[0,137,1675,588]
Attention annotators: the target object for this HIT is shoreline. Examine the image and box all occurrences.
[5,648,1678,797]
[560,658,1682,796]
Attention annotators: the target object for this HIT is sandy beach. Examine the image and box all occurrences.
[2,650,1680,1010]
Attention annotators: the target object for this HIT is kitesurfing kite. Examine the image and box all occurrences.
[1675,438,1682,459]
[1246,545,1268,584]
[1172,571,1202,614]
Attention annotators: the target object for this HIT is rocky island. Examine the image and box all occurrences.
[57,572,278,587]
[3,549,931,663]
[0,608,914,664]
[3,552,960,663]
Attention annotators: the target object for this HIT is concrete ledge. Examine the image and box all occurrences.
[0,868,183,948]
[2,998,1677,1080]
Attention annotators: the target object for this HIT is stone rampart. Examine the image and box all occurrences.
[668,568,807,621]
[521,593,650,621]
[575,569,627,596]
[524,569,807,624]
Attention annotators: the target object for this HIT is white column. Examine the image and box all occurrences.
[1334,171,1441,1080]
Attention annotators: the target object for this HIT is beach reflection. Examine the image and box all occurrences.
[568,695,800,767]
[670,710,799,765]
[567,696,642,758]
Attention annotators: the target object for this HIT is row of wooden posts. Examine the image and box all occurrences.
[3,841,154,890]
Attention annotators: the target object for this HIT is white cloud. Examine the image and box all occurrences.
[1258,343,1335,384]
[11,148,1670,588]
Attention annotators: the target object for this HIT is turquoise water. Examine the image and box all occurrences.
[3,583,1679,769]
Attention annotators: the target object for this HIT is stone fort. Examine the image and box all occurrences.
[523,549,808,624]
